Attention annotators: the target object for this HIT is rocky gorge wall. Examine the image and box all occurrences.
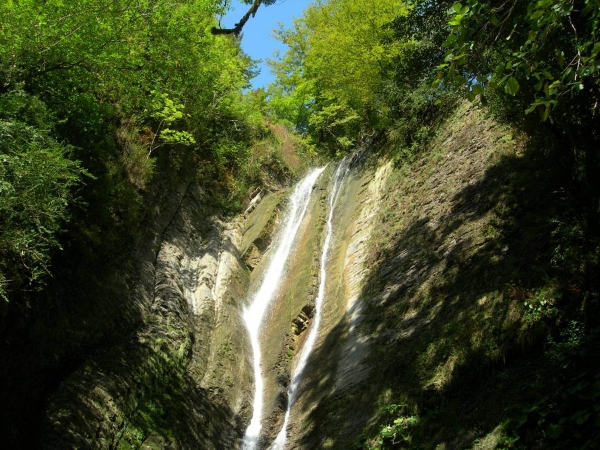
[40,182,235,448]
[35,101,548,449]
[238,101,543,449]
[37,147,383,449]
[284,102,547,449]
[37,174,297,448]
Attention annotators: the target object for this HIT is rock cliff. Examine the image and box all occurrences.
[38,101,584,449]
[39,177,290,448]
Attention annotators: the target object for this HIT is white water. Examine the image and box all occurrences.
[270,158,350,450]
[242,167,326,450]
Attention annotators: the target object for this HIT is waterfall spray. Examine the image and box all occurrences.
[270,158,350,450]
[242,167,326,450]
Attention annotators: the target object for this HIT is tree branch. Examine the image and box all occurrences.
[211,0,262,36]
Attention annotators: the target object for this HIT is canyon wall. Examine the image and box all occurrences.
[40,102,548,449]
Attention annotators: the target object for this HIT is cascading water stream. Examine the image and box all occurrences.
[242,167,326,450]
[270,157,350,450]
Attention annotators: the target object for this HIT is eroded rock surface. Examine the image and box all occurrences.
[41,182,288,449]
[39,103,526,450]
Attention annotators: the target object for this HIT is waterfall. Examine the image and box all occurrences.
[242,167,326,450]
[270,157,350,450]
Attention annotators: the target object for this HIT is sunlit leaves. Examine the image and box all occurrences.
[0,102,86,299]
[0,0,265,297]
[437,0,600,119]
[268,0,409,151]
[505,77,520,96]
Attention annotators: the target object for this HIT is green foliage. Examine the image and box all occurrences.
[115,123,156,190]
[268,0,409,153]
[0,92,86,300]
[0,0,278,300]
[227,123,314,211]
[360,404,420,449]
[438,0,600,119]
[381,1,460,160]
[148,92,196,156]
[523,285,562,325]
[501,363,600,449]
[268,0,458,159]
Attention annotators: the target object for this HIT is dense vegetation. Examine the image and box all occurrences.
[0,0,291,302]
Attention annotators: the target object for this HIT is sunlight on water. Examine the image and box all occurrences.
[242,167,326,450]
[271,158,350,450]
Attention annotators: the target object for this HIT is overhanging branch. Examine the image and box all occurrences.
[211,0,262,36]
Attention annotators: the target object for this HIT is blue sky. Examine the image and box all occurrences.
[221,0,312,89]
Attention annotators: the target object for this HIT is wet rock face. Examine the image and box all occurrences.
[285,104,536,449]
[292,302,315,335]
[227,158,382,448]
[243,243,264,271]
[43,102,550,450]
[270,151,383,449]
[40,183,288,449]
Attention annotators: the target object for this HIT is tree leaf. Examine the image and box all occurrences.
[454,75,467,85]
[505,77,520,95]
[530,10,544,20]
[546,423,563,439]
